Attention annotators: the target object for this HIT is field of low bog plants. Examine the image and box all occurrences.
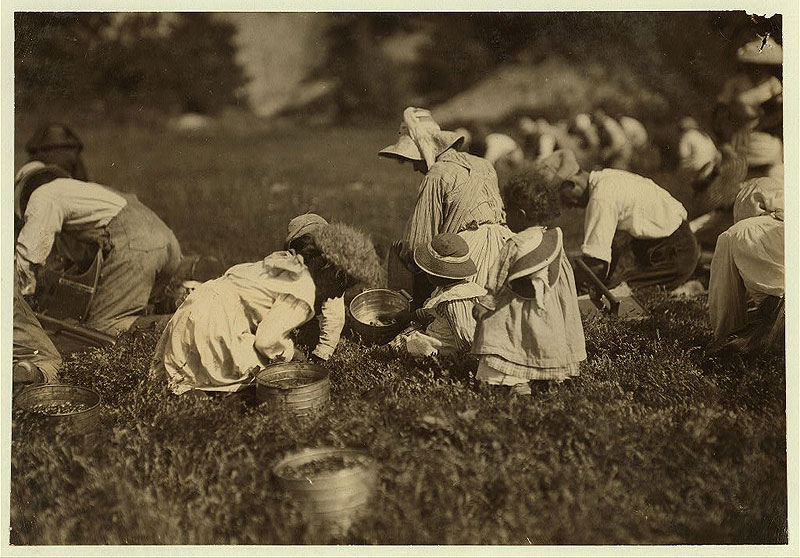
[10,120,788,545]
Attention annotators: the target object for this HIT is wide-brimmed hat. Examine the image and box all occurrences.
[25,122,83,153]
[413,233,477,280]
[507,227,562,289]
[737,36,782,65]
[286,213,328,246]
[14,161,69,219]
[379,107,465,169]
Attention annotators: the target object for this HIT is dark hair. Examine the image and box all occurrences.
[18,167,70,216]
[288,234,349,300]
[502,170,562,223]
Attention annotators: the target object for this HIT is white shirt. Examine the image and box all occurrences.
[15,178,128,294]
[313,296,346,360]
[581,169,688,264]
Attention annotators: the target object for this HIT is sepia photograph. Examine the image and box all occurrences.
[2,2,797,554]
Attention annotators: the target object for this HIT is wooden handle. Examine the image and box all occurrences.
[573,258,620,316]
[35,313,116,347]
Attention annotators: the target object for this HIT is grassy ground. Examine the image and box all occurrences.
[10,120,787,545]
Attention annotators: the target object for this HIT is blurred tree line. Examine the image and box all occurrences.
[315,11,782,123]
[15,11,781,123]
[15,13,247,118]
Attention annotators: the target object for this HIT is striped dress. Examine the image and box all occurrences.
[401,149,513,289]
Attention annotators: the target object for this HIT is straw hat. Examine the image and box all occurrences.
[413,233,477,280]
[379,107,465,169]
[506,227,562,288]
[286,213,328,246]
[737,36,782,65]
[14,161,69,219]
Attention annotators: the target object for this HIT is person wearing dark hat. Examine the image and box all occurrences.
[25,122,89,181]
[379,107,513,305]
[14,161,182,335]
[472,226,586,395]
[537,150,700,290]
[389,233,486,357]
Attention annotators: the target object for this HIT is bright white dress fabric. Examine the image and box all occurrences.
[679,128,720,179]
[313,296,346,360]
[708,178,784,341]
[152,252,316,394]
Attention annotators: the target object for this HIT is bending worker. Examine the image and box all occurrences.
[707,177,784,353]
[536,149,700,290]
[14,161,182,335]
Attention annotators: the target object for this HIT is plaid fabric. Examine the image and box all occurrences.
[481,354,580,382]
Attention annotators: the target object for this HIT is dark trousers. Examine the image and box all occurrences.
[612,220,700,290]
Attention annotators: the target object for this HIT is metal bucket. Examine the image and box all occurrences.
[255,363,330,416]
[348,288,411,345]
[14,384,101,435]
[272,447,378,534]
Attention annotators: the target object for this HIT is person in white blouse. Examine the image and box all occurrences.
[536,150,700,290]
[707,177,784,355]
[14,161,182,335]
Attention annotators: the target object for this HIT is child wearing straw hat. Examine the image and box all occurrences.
[472,226,586,395]
[389,233,486,357]
[714,36,783,179]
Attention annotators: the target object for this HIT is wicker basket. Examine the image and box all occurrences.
[348,288,411,345]
[15,384,101,435]
[255,362,330,416]
[272,447,378,534]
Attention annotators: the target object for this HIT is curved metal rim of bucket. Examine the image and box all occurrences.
[272,446,377,484]
[15,383,101,417]
[255,363,329,391]
[348,289,409,330]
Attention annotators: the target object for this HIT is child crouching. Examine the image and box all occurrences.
[390,233,486,357]
[472,226,586,395]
